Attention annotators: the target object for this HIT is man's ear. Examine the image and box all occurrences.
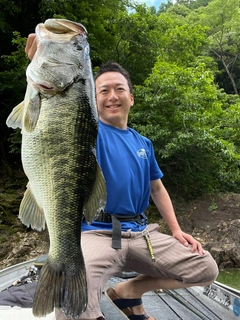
[130,94,134,106]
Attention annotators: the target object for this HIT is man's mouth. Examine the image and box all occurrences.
[106,105,120,109]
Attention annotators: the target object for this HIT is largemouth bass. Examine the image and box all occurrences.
[6,19,106,318]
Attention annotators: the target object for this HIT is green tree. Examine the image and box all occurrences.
[187,0,212,9]
[128,13,240,197]
[189,0,240,94]
[174,0,212,9]
[108,5,161,84]
[1,0,240,200]
[0,32,28,172]
[158,0,173,14]
[131,60,240,198]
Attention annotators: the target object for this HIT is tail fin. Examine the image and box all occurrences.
[32,258,87,318]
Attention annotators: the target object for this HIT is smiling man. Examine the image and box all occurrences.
[77,62,219,320]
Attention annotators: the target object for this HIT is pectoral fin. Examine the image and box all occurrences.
[6,85,41,132]
[23,86,41,132]
[6,101,24,129]
[19,182,46,231]
[83,163,106,223]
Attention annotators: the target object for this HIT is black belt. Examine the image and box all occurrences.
[95,211,148,249]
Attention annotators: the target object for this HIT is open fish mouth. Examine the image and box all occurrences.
[27,75,57,94]
[38,83,54,90]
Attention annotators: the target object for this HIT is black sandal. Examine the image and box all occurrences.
[105,287,152,320]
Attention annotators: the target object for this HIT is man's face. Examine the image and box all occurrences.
[95,71,134,129]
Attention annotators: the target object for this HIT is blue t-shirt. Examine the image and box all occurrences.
[82,120,163,232]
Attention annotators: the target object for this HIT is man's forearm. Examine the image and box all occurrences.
[151,180,182,234]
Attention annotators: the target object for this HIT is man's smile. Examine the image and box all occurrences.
[106,105,121,109]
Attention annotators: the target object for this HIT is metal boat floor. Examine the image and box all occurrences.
[0,275,237,320]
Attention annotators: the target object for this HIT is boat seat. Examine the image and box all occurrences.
[34,254,48,276]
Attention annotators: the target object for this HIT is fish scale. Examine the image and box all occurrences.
[6,19,106,318]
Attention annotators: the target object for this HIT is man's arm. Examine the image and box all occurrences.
[150,179,205,255]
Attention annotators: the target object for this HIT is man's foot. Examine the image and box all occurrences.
[105,287,156,320]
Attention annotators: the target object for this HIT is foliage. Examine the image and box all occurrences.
[0,0,20,34]
[1,31,28,99]
[7,129,22,154]
[188,0,240,94]
[0,0,240,200]
[0,32,28,162]
[175,0,212,9]
[131,59,240,198]
[110,5,162,84]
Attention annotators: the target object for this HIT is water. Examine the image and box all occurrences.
[217,269,240,291]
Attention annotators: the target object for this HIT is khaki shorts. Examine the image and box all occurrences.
[56,223,218,319]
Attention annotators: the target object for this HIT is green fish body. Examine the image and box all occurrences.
[6,19,106,318]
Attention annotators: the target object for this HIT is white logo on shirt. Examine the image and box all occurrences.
[137,149,147,159]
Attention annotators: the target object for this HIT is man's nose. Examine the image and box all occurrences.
[108,89,118,100]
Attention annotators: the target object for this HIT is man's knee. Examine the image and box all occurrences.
[187,252,219,284]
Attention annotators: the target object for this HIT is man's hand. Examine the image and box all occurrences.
[172,230,205,255]
[25,33,37,60]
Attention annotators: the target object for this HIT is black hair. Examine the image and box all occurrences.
[94,62,133,94]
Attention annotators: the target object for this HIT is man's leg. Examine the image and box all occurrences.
[109,223,218,318]
[113,275,214,318]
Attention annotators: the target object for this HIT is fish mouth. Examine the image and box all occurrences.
[27,75,57,93]
[38,83,55,90]
[35,81,57,94]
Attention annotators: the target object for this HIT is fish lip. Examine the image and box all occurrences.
[38,83,54,90]
[27,75,57,93]
[34,82,57,93]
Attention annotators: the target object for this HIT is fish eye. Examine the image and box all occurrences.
[75,43,83,50]
[72,38,83,50]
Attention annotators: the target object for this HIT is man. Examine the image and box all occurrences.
[25,36,218,320]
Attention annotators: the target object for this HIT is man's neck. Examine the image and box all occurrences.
[99,118,128,130]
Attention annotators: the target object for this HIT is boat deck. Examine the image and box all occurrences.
[0,261,239,320]
[100,277,232,320]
